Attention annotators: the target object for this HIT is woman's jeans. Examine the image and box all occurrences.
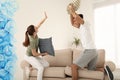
[24,55,49,80]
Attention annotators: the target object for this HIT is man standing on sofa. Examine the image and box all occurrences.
[67,3,98,80]
[67,3,114,80]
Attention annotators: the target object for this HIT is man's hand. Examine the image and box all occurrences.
[68,3,76,15]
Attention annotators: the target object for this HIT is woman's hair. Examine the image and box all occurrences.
[23,25,35,47]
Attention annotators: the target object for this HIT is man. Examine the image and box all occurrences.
[68,3,114,80]
[68,4,98,80]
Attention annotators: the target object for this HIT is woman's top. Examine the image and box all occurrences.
[26,35,39,56]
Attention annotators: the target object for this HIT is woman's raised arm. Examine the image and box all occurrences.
[36,12,47,29]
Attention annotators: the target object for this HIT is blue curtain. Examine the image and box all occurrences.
[0,0,18,80]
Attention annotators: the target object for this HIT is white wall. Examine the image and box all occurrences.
[13,0,94,80]
[93,0,120,8]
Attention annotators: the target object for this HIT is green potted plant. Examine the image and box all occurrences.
[72,37,80,48]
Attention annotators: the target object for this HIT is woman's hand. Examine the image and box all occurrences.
[41,52,48,56]
[36,12,48,29]
[44,12,47,20]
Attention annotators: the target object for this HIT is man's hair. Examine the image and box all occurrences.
[78,14,83,19]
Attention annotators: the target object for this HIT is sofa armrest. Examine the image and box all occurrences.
[105,61,116,71]
[20,60,30,69]
[20,60,31,80]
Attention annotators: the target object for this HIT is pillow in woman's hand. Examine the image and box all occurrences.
[38,37,55,56]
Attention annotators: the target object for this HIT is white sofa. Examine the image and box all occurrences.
[21,48,116,80]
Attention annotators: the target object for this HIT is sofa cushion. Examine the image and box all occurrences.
[43,49,72,67]
[65,66,104,80]
[29,67,66,78]
[44,78,66,80]
[44,67,66,78]
[66,78,96,80]
[72,49,105,68]
[30,77,66,80]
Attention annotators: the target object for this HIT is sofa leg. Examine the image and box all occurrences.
[24,67,30,80]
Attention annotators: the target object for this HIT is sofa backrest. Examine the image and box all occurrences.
[44,49,105,68]
[96,49,105,67]
[72,49,105,68]
[43,48,73,67]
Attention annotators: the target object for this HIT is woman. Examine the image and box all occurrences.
[23,12,49,80]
